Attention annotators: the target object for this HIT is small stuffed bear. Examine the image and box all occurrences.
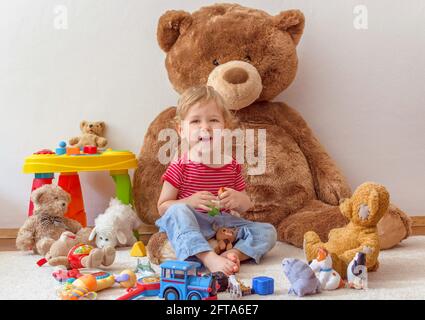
[304,182,390,279]
[69,120,107,149]
[213,227,238,255]
[16,184,82,255]
[43,230,116,269]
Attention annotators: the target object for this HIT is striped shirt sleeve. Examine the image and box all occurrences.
[234,160,246,192]
[161,159,184,189]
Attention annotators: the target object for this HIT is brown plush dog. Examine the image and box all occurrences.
[304,182,390,279]
[137,4,410,264]
[214,227,238,255]
[16,184,82,255]
[69,120,107,148]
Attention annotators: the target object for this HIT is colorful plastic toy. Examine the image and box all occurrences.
[208,187,225,217]
[159,260,218,300]
[83,145,98,154]
[135,259,157,279]
[66,147,80,155]
[56,141,67,155]
[23,149,137,227]
[347,252,368,290]
[58,269,136,300]
[228,275,252,298]
[117,277,161,300]
[130,241,147,257]
[282,258,321,297]
[309,248,345,290]
[252,276,274,295]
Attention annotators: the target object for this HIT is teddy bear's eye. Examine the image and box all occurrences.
[54,196,59,200]
[212,59,220,66]
[105,238,109,241]
[244,55,252,62]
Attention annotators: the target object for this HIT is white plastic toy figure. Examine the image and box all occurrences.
[309,248,345,290]
[347,252,368,290]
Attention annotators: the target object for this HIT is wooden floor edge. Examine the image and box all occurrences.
[0,224,159,239]
[1,217,424,238]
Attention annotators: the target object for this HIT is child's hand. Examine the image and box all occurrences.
[219,188,251,213]
[185,191,217,212]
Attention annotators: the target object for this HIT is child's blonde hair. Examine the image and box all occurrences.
[175,85,237,129]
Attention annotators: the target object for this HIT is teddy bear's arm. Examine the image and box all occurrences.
[95,136,107,148]
[339,234,379,267]
[16,217,36,250]
[64,219,82,234]
[69,136,80,146]
[276,103,352,205]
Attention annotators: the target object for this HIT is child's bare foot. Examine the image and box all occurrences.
[220,251,240,272]
[197,251,238,275]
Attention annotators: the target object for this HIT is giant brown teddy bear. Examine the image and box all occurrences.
[133,4,411,263]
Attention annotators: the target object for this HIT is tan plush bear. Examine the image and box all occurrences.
[303,182,390,279]
[213,227,238,255]
[16,184,82,255]
[43,230,115,269]
[134,4,410,264]
[69,120,107,148]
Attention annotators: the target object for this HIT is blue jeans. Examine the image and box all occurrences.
[155,203,277,263]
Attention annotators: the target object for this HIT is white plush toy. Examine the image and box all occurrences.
[89,198,142,249]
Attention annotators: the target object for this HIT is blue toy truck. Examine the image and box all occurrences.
[159,260,218,300]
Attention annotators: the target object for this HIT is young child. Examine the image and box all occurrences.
[156,85,277,276]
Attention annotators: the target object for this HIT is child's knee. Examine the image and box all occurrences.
[256,223,277,250]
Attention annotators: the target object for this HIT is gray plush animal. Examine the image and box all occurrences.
[282,258,321,297]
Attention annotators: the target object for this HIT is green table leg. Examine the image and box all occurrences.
[110,170,133,205]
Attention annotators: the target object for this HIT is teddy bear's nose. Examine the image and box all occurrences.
[223,67,249,84]
[89,124,93,128]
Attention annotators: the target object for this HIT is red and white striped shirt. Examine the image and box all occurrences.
[161,157,246,201]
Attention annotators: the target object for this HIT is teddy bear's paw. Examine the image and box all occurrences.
[102,246,116,266]
[84,248,103,268]
[378,204,412,250]
[147,232,176,265]
[16,237,34,251]
[36,238,55,256]
[303,231,321,247]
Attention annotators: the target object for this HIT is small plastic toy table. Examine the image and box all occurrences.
[23,149,138,227]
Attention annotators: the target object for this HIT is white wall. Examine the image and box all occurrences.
[0,0,424,228]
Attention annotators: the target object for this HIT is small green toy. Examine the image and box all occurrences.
[208,205,220,217]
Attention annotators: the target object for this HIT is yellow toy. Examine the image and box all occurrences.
[304,182,390,279]
[130,241,147,257]
[23,147,137,227]
[59,269,137,300]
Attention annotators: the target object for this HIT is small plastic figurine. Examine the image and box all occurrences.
[282,258,321,297]
[347,251,368,290]
[135,259,157,279]
[309,248,345,290]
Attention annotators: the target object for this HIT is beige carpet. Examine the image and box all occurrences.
[0,236,424,300]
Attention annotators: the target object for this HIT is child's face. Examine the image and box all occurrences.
[179,100,226,149]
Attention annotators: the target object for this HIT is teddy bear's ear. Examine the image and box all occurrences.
[157,10,193,52]
[272,10,305,46]
[97,121,106,130]
[31,187,47,206]
[80,120,88,131]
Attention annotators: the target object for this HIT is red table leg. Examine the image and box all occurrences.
[58,172,87,227]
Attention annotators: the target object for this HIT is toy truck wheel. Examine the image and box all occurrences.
[164,288,179,300]
[187,292,202,300]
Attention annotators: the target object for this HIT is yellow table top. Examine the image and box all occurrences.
[23,149,138,174]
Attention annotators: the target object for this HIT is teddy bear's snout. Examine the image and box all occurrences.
[207,60,263,110]
[223,67,249,85]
